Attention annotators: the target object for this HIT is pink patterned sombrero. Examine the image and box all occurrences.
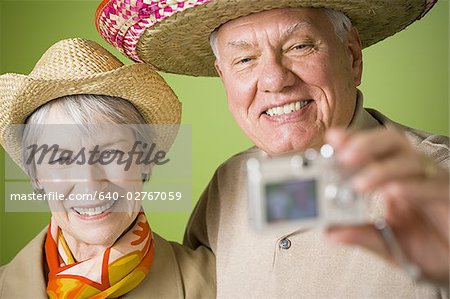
[95,0,211,63]
[95,0,437,77]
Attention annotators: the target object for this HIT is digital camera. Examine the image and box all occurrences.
[246,144,369,231]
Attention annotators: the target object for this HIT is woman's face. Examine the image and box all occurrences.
[33,106,145,247]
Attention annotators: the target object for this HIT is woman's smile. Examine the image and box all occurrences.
[70,199,117,219]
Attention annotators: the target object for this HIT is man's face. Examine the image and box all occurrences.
[214,8,362,155]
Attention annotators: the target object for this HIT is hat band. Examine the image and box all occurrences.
[96,0,211,62]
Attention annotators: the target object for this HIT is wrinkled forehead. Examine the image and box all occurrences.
[215,7,333,43]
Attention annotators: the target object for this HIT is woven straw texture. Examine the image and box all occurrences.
[0,38,181,168]
[96,0,210,62]
[96,0,435,77]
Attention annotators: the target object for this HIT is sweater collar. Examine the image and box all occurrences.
[348,90,382,132]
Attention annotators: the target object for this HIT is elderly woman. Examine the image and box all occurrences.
[0,38,215,298]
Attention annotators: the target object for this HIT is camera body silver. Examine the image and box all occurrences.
[247,144,369,231]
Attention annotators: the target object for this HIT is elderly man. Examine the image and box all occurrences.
[96,0,449,297]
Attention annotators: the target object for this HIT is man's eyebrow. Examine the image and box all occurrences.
[226,39,257,50]
[283,21,313,38]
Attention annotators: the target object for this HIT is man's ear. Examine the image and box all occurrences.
[214,59,224,79]
[346,26,363,86]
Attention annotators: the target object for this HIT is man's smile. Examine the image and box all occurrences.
[264,99,313,117]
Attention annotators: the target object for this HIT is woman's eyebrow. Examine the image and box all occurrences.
[98,139,128,148]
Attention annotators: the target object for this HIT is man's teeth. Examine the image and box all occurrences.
[72,200,115,216]
[265,100,310,116]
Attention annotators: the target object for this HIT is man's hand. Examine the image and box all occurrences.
[325,127,449,285]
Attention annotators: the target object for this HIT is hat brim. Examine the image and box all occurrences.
[133,0,432,76]
[0,63,181,168]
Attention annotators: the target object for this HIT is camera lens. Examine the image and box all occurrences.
[336,185,356,208]
[325,184,356,208]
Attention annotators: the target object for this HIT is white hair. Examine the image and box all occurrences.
[210,7,352,61]
[321,8,352,41]
[25,94,147,126]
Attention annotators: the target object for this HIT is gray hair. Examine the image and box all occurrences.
[22,94,154,188]
[210,7,352,61]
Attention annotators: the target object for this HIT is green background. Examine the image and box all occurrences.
[0,0,448,265]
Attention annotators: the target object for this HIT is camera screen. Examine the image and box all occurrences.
[265,179,318,223]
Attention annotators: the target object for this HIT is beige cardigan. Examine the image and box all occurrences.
[0,228,216,298]
[184,99,449,298]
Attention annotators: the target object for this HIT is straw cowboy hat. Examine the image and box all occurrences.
[0,38,181,168]
[95,0,436,77]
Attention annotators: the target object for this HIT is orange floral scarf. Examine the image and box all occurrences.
[45,211,154,299]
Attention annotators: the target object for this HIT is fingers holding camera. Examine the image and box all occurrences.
[380,179,449,245]
[349,152,426,193]
[326,127,449,219]
[326,128,448,195]
[326,127,411,168]
[325,127,450,284]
